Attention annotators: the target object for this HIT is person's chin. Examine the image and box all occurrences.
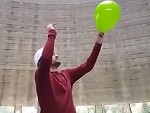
[52,61,61,68]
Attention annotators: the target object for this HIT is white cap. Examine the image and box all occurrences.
[34,47,44,66]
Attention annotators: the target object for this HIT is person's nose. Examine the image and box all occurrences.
[55,55,58,59]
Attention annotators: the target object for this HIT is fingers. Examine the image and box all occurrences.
[52,24,56,27]
[47,24,55,30]
[97,33,104,38]
[99,32,104,37]
[47,24,57,36]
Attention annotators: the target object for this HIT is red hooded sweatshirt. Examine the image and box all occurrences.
[35,33,102,113]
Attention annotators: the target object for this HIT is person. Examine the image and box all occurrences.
[34,24,104,113]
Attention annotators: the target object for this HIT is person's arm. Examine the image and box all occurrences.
[67,33,104,85]
[37,24,57,79]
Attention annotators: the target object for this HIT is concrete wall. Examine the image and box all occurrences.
[2,0,101,4]
[0,0,150,106]
[74,0,150,105]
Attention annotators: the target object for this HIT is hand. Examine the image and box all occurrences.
[47,24,55,30]
[47,24,57,36]
[95,33,104,44]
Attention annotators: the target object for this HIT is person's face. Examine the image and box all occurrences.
[52,53,58,64]
[51,53,61,68]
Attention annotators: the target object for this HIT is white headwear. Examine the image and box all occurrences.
[34,47,44,66]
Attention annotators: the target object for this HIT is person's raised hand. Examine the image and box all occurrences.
[47,24,57,37]
[96,33,104,44]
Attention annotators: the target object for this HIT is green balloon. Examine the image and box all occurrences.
[94,0,121,33]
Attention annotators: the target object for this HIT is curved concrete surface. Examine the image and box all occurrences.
[0,0,150,106]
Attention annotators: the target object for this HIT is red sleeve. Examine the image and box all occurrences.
[67,43,102,85]
[37,34,55,80]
